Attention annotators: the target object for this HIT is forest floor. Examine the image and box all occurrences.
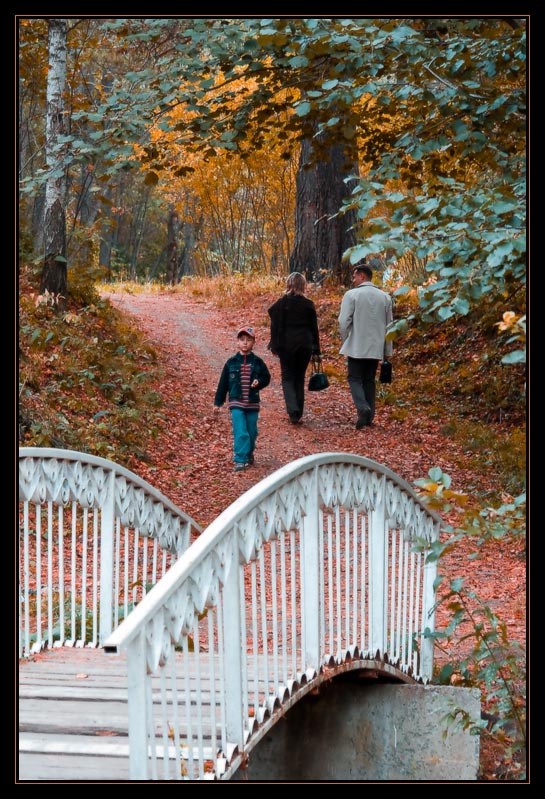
[105,288,526,782]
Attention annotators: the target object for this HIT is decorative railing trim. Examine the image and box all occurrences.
[18,448,196,523]
[104,452,440,654]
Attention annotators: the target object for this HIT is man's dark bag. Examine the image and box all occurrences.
[379,359,392,384]
[308,357,329,391]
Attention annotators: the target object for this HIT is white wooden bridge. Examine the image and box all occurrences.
[19,448,441,781]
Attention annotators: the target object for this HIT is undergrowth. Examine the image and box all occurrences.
[390,291,526,501]
[416,469,526,781]
[19,265,164,462]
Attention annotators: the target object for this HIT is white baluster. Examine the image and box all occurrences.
[390,527,398,660]
[36,503,42,649]
[327,513,334,656]
[344,508,350,649]
[114,518,121,628]
[92,508,99,644]
[420,525,439,681]
[221,534,244,747]
[396,528,405,659]
[351,508,358,648]
[335,506,342,657]
[318,510,325,659]
[58,505,64,645]
[270,539,279,696]
[169,653,183,778]
[238,575,249,729]
[302,466,320,669]
[400,538,409,668]
[99,470,115,644]
[258,548,269,697]
[250,560,259,715]
[193,618,205,778]
[159,666,171,780]
[413,551,422,674]
[279,533,288,685]
[360,513,367,654]
[369,477,387,658]
[22,502,30,656]
[80,507,88,645]
[127,631,150,779]
[47,501,53,648]
[70,503,77,642]
[290,528,297,675]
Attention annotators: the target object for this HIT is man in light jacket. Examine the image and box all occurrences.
[338,261,393,429]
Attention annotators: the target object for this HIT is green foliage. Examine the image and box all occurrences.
[416,469,526,780]
[19,18,526,343]
[497,313,526,365]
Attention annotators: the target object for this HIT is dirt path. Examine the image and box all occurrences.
[106,290,482,526]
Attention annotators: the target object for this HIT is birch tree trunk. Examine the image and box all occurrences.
[289,137,358,284]
[41,18,68,299]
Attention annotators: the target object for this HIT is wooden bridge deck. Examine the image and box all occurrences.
[19,648,131,781]
[19,647,329,781]
[20,648,237,781]
[19,647,411,781]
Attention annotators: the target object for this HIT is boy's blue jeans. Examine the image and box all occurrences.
[230,408,259,464]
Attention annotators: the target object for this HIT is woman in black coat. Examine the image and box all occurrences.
[268,272,321,424]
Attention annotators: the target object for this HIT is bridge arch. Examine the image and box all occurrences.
[102,452,441,780]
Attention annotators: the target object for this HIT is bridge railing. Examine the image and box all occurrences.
[104,453,441,781]
[18,448,202,657]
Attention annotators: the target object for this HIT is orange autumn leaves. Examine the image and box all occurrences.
[134,71,299,275]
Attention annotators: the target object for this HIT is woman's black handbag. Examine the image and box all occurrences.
[379,359,392,384]
[308,357,329,391]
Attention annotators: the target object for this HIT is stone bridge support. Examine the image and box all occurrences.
[233,676,480,781]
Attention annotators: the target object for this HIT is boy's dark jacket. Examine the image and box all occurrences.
[214,352,271,407]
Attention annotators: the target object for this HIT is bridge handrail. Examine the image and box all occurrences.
[104,453,441,780]
[19,447,202,655]
[105,452,440,652]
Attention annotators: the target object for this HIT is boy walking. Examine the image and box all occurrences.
[213,326,271,471]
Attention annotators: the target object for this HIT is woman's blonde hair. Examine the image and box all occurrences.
[285,271,307,295]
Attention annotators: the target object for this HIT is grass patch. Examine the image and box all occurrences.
[98,273,286,308]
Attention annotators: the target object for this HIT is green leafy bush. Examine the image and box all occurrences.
[416,468,526,781]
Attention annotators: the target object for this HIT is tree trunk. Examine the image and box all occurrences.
[98,183,114,279]
[289,138,358,284]
[128,188,150,280]
[41,19,68,299]
[31,190,46,255]
[148,246,166,280]
[165,204,179,284]
[178,218,196,280]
